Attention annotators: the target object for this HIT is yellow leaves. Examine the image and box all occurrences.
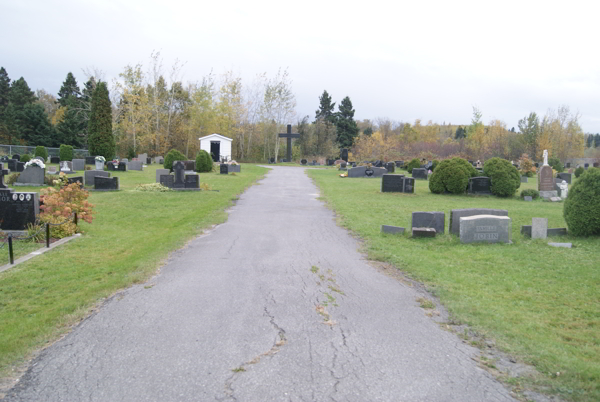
[51,106,67,126]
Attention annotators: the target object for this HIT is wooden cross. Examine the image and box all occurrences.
[0,162,9,189]
[278,124,300,162]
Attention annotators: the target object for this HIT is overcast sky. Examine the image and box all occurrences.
[3,0,599,133]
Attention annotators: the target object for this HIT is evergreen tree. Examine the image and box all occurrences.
[18,103,57,146]
[595,133,600,148]
[314,90,336,124]
[88,82,115,159]
[0,67,10,113]
[335,96,359,148]
[9,77,36,108]
[1,102,19,144]
[455,126,466,139]
[57,72,81,107]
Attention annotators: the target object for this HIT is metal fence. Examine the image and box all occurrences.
[0,145,89,158]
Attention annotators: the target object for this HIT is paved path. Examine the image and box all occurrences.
[3,167,516,401]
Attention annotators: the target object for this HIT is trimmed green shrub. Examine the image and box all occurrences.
[164,149,186,170]
[548,156,564,173]
[195,150,213,173]
[406,158,421,174]
[34,146,48,160]
[431,159,439,172]
[20,154,31,163]
[563,168,600,236]
[483,157,521,197]
[59,144,73,161]
[520,189,540,199]
[429,157,477,194]
[88,81,115,160]
[574,167,584,178]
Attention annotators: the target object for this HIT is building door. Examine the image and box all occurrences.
[210,141,220,162]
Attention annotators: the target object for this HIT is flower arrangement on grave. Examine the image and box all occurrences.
[95,156,106,162]
[111,159,119,165]
[52,172,69,188]
[24,158,46,169]
[339,173,347,178]
[229,160,238,165]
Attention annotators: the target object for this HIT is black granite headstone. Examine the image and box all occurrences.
[412,168,428,180]
[16,161,25,172]
[403,177,415,193]
[468,176,492,195]
[147,157,152,164]
[94,176,119,190]
[106,163,115,171]
[50,156,60,164]
[584,163,589,169]
[85,156,96,165]
[301,159,307,165]
[395,161,404,168]
[269,157,275,164]
[12,154,20,161]
[412,211,445,234]
[184,160,196,171]
[220,164,228,174]
[173,161,186,187]
[0,188,39,230]
[159,175,174,188]
[67,176,84,187]
[7,159,16,171]
[117,162,127,171]
[386,162,395,173]
[184,174,199,189]
[381,174,405,192]
[341,149,348,162]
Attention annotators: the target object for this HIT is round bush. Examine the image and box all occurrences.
[164,149,186,170]
[59,144,73,161]
[34,146,48,160]
[483,157,521,197]
[429,157,477,194]
[548,156,564,173]
[406,158,421,174]
[563,168,600,236]
[574,167,584,178]
[20,154,31,163]
[195,150,213,172]
[431,159,439,172]
[520,189,539,200]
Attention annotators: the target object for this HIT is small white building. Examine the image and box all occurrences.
[198,134,232,162]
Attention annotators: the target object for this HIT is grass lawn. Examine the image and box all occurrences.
[307,168,599,402]
[0,163,268,378]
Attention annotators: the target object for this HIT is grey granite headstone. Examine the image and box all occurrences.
[84,170,110,186]
[548,243,572,248]
[156,169,170,183]
[531,218,548,239]
[539,190,558,199]
[381,225,405,234]
[227,164,241,173]
[348,166,366,178]
[549,196,562,202]
[459,215,511,244]
[524,196,533,202]
[137,153,148,164]
[72,159,85,171]
[521,176,528,183]
[15,165,45,186]
[557,173,572,184]
[128,160,143,171]
[412,168,428,180]
[412,211,445,234]
[449,208,508,236]
[94,176,119,191]
[60,161,74,173]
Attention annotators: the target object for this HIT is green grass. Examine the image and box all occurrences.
[0,164,268,376]
[307,168,599,402]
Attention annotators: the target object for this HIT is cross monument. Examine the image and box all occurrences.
[278,124,300,163]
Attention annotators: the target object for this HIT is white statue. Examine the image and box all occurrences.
[559,180,568,199]
[543,150,548,166]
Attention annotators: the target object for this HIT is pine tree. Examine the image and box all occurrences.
[0,67,10,113]
[9,77,36,108]
[19,103,57,146]
[335,96,359,148]
[88,82,115,160]
[57,72,81,107]
[314,90,336,124]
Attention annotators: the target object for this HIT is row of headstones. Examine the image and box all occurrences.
[156,161,199,189]
[301,159,321,166]
[381,209,568,244]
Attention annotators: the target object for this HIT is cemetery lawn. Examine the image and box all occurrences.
[307,169,599,402]
[0,164,268,380]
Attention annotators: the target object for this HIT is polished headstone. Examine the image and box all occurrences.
[160,174,174,188]
[468,177,492,195]
[173,161,186,188]
[15,165,45,186]
[459,215,511,244]
[449,208,508,236]
[412,211,445,234]
[411,168,428,180]
[85,170,110,186]
[538,165,554,191]
[128,161,143,171]
[0,189,39,230]
[94,176,119,190]
[72,159,85,171]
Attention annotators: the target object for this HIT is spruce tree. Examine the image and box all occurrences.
[57,72,81,107]
[0,67,10,113]
[314,90,336,124]
[335,96,359,148]
[19,103,57,146]
[88,81,115,160]
[9,77,36,108]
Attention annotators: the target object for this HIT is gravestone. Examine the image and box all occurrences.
[565,162,571,168]
[385,162,395,173]
[12,154,20,161]
[411,168,428,180]
[381,225,405,234]
[33,156,45,163]
[220,164,228,174]
[278,125,300,162]
[269,157,275,164]
[50,156,60,164]
[117,162,127,172]
[348,166,366,178]
[0,163,9,188]
[7,159,17,171]
[184,160,196,171]
[412,228,436,238]
[0,188,39,230]
[154,156,164,164]
[137,153,148,164]
[557,173,572,184]
[341,149,349,162]
[72,159,85,171]
[173,161,186,188]
[228,164,241,173]
[395,161,404,168]
[373,160,383,168]
[106,162,116,171]
[147,157,152,164]
[94,176,119,191]
[60,161,74,173]
[584,163,589,169]
[537,164,556,198]
[381,174,407,192]
[128,161,143,171]
[16,161,25,172]
[48,166,57,174]
[159,174,174,188]
[449,208,508,236]
[281,159,287,163]
[85,156,96,165]
[67,176,84,186]
[531,218,548,239]
[184,175,199,189]
[521,226,568,238]
[301,159,307,165]
[327,159,334,166]
[122,158,129,164]
[459,215,511,244]
[339,162,347,170]
[524,196,533,202]
[156,169,170,183]
[468,177,492,195]
[521,176,528,183]
[402,177,415,193]
[15,165,45,186]
[84,170,110,186]
[412,211,445,234]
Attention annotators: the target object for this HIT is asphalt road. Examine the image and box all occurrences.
[3,167,517,401]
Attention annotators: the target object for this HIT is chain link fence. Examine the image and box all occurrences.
[0,145,89,158]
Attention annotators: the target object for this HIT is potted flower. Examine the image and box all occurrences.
[95,156,106,170]
[24,158,46,170]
